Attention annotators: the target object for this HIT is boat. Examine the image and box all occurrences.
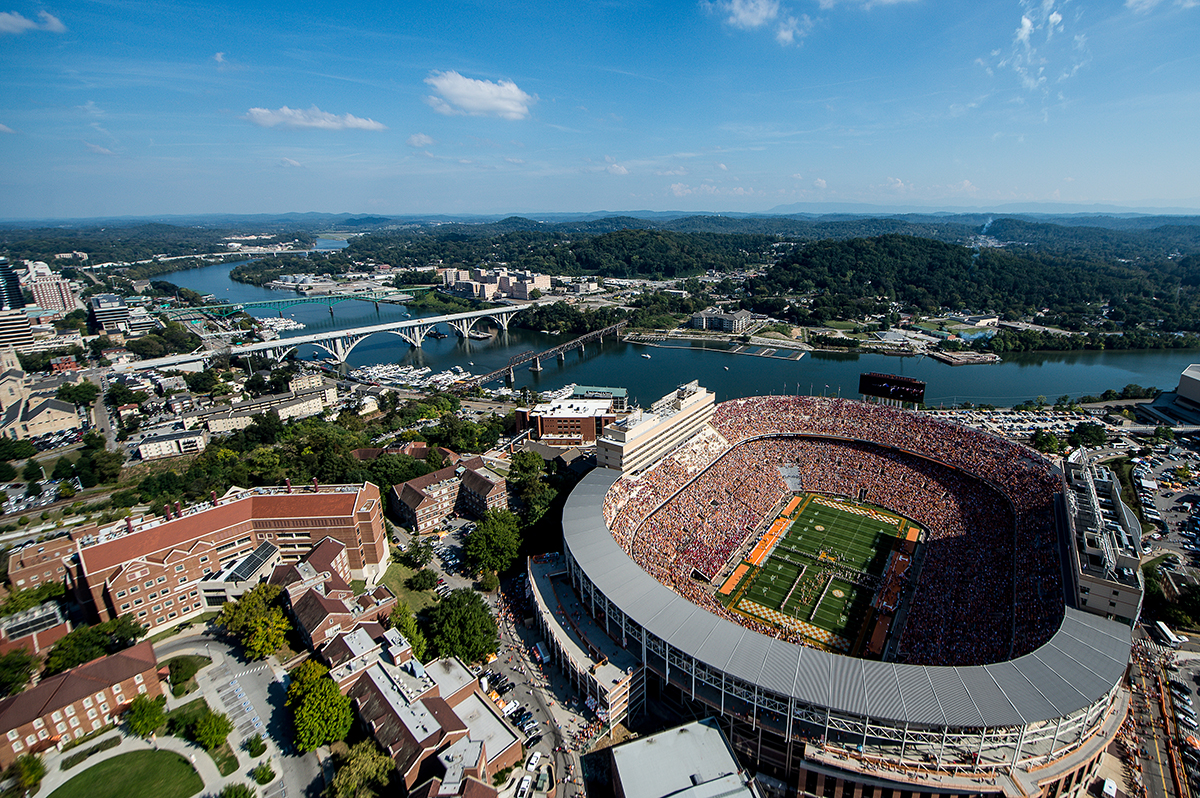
[641,353,652,359]
[724,366,729,370]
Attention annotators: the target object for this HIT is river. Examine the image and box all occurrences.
[160,249,1200,408]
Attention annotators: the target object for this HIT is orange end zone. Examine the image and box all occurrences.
[719,563,750,595]
[905,526,920,542]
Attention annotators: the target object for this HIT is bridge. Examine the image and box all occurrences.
[161,287,439,319]
[456,321,627,391]
[111,305,533,373]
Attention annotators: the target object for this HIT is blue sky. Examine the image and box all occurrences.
[1,0,1198,219]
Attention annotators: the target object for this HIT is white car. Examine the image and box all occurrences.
[516,775,533,798]
[527,752,541,770]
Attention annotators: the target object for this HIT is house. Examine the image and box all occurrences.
[390,457,510,535]
[0,640,161,769]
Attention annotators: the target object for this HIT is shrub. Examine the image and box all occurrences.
[253,761,276,785]
[246,733,267,758]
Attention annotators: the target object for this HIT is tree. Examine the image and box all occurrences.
[44,614,147,675]
[426,589,498,664]
[287,664,352,752]
[216,583,291,659]
[406,569,438,592]
[6,753,46,793]
[219,784,256,798]
[479,570,500,592]
[51,456,75,481]
[125,693,165,738]
[385,603,427,662]
[507,450,555,522]
[1155,425,1176,442]
[330,740,394,798]
[0,650,37,697]
[464,509,522,575]
[0,461,14,481]
[22,459,42,483]
[400,536,434,568]
[1067,421,1107,448]
[56,380,101,407]
[194,709,234,750]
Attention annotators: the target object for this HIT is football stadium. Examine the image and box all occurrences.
[547,394,1132,798]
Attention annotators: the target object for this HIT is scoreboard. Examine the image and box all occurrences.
[859,372,926,404]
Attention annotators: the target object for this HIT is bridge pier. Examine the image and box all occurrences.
[506,367,515,383]
[558,351,566,363]
[530,357,542,373]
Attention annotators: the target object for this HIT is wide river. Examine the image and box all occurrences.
[164,249,1199,408]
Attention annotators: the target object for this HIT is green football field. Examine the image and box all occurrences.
[727,494,908,648]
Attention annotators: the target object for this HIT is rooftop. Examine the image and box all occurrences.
[610,718,757,798]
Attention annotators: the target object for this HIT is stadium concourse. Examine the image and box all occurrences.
[550,395,1133,798]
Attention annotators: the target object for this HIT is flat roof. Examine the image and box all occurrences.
[452,691,520,762]
[611,718,753,798]
[564,467,1131,730]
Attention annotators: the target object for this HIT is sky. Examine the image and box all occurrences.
[1,0,1199,219]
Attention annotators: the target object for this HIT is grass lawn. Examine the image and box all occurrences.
[47,750,203,798]
[380,562,437,613]
[160,697,238,775]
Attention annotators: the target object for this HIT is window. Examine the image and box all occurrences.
[144,581,154,588]
[152,604,161,613]
[202,568,212,575]
[137,610,147,618]
[32,719,43,729]
[24,735,35,746]
[130,585,139,594]
[69,716,79,727]
[175,565,184,572]
[133,598,143,606]
[65,705,74,716]
[199,556,208,563]
[83,697,92,708]
[100,704,109,713]
[37,729,48,740]
[178,577,187,584]
[12,740,23,752]
[56,722,66,734]
[6,730,17,741]
[91,720,100,731]
[156,617,165,624]
[116,590,127,598]
[134,674,144,684]
[87,708,97,719]
[121,603,131,611]
[168,611,177,619]
[138,684,147,694]
[157,576,166,584]
[95,693,104,703]
[165,599,174,607]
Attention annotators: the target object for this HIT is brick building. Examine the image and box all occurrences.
[389,458,509,535]
[0,640,161,768]
[71,483,388,633]
[7,534,76,590]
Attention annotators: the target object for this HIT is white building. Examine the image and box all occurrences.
[597,381,715,473]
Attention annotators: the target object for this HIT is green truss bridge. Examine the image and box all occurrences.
[162,286,438,318]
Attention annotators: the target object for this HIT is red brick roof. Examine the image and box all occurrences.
[78,489,365,576]
[0,641,158,733]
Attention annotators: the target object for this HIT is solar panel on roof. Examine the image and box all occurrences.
[229,541,279,582]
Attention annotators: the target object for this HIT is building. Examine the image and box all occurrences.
[349,655,523,789]
[390,457,509,535]
[69,482,388,633]
[49,355,80,372]
[516,396,618,446]
[198,541,283,608]
[31,278,76,315]
[572,385,627,411]
[0,358,81,440]
[184,386,334,434]
[0,602,72,659]
[136,429,209,460]
[0,259,25,312]
[0,640,161,768]
[7,533,77,590]
[89,294,131,334]
[0,310,33,350]
[689,308,753,333]
[1062,452,1145,624]
[597,381,715,473]
[610,718,760,798]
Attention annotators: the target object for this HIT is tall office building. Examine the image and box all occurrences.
[0,259,25,311]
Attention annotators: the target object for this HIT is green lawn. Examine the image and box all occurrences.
[48,750,203,798]
[380,562,437,613]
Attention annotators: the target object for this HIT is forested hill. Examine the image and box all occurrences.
[747,234,1200,332]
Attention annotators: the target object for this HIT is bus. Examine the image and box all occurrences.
[1156,620,1188,648]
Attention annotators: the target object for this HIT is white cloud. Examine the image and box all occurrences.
[406,133,435,147]
[424,71,535,120]
[0,124,13,134]
[722,0,779,29]
[948,179,978,194]
[671,183,693,197]
[214,52,226,64]
[716,162,728,171]
[775,14,812,44]
[817,0,917,8]
[77,101,104,117]
[0,10,65,34]
[992,0,1090,94]
[657,167,688,176]
[886,176,910,192]
[278,158,302,168]
[813,177,827,189]
[84,142,114,156]
[244,105,386,130]
[505,157,526,164]
[791,173,804,179]
[607,163,629,175]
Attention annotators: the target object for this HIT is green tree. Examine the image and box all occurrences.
[216,583,291,659]
[426,589,498,664]
[0,650,37,697]
[22,459,42,483]
[219,784,256,798]
[1155,425,1176,442]
[330,740,394,798]
[406,569,438,592]
[287,664,352,752]
[125,693,165,738]
[507,450,555,522]
[1067,421,1107,448]
[44,615,147,675]
[479,570,500,592]
[51,456,75,481]
[401,537,434,568]
[386,603,427,662]
[254,761,276,784]
[0,461,14,481]
[194,709,234,750]
[6,752,46,793]
[56,380,101,407]
[465,509,522,575]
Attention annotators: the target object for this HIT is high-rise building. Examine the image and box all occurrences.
[32,278,76,314]
[0,259,25,311]
[88,293,130,333]
[0,310,33,350]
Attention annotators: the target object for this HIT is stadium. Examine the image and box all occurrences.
[549,395,1132,798]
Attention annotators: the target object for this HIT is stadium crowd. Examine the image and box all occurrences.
[601,396,1065,667]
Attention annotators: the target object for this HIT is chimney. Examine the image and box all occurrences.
[286,478,292,494]
[211,490,217,504]
[125,518,133,533]
[163,504,171,519]
[312,478,319,492]
[174,501,182,516]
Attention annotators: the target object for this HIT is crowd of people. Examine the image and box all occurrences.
[600,396,1066,667]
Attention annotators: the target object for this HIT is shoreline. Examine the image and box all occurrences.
[622,331,1003,365]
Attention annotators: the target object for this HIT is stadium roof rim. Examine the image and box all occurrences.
[563,467,1131,729]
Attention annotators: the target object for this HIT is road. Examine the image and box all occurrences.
[154,632,323,798]
[1131,638,1181,798]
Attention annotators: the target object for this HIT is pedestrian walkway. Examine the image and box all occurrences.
[34,728,224,797]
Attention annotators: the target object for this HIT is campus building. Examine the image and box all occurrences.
[69,482,388,633]
[390,457,509,535]
[0,641,161,768]
[596,380,715,473]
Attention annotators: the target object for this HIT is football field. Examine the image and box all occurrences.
[722,494,910,651]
